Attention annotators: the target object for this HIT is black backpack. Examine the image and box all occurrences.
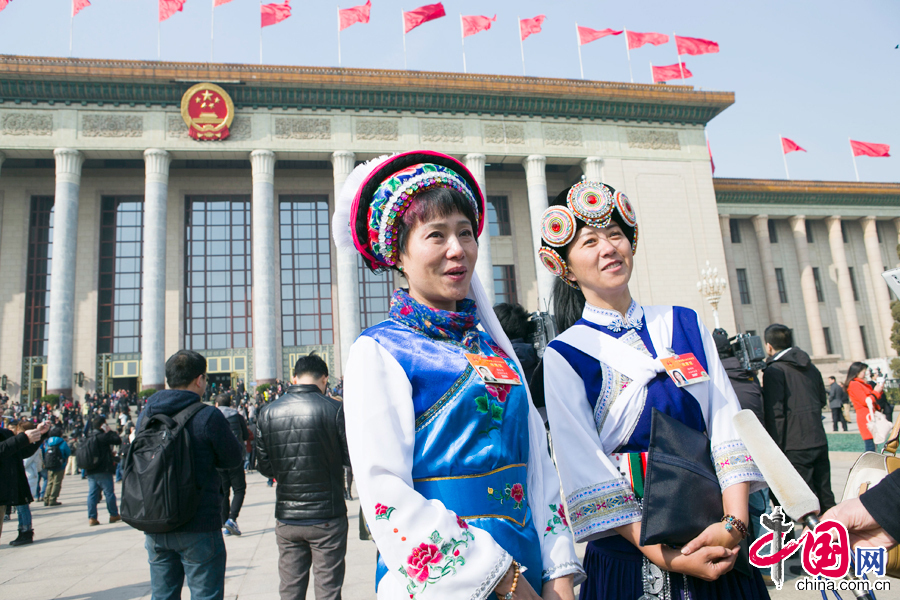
[44,443,64,470]
[75,433,103,471]
[120,403,206,533]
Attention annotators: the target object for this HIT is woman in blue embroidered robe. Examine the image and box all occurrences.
[537,182,770,599]
[334,151,584,600]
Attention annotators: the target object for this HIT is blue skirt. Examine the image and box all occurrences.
[579,535,770,600]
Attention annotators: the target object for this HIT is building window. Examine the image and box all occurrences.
[185,196,253,351]
[775,268,788,303]
[729,219,741,244]
[487,196,512,236]
[23,196,54,357]
[812,267,824,302]
[860,326,870,359]
[823,327,834,355]
[848,266,860,301]
[736,268,751,305]
[279,195,333,346]
[841,221,848,243]
[493,265,518,305]
[805,221,814,244]
[358,255,393,329]
[768,219,778,243]
[97,197,143,354]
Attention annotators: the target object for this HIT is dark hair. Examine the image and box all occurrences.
[844,361,868,390]
[215,393,232,407]
[92,416,106,430]
[764,324,793,352]
[493,303,530,340]
[828,376,836,382]
[50,426,63,437]
[165,350,207,389]
[293,352,329,380]
[395,186,479,266]
[712,328,733,359]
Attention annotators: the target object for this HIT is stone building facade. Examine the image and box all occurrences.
[0,55,893,403]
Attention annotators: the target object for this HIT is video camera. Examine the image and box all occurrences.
[730,333,767,372]
[528,311,558,358]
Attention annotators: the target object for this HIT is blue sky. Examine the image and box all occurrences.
[1,0,897,182]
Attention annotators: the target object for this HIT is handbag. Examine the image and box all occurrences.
[841,415,900,578]
[640,408,723,547]
[866,397,893,445]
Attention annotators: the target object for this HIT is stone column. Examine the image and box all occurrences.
[581,156,604,182]
[789,216,828,357]
[332,151,360,372]
[750,215,782,324]
[718,215,744,332]
[894,218,900,268]
[141,149,172,389]
[0,150,5,177]
[250,150,278,384]
[826,216,866,359]
[47,149,84,398]
[465,153,495,306]
[861,217,896,356]
[523,155,555,306]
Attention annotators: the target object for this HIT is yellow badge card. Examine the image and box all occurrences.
[660,353,710,387]
[465,354,522,386]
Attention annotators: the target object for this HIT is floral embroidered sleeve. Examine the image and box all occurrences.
[542,346,642,542]
[345,336,512,599]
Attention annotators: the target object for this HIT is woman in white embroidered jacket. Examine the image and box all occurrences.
[538,182,770,599]
[334,151,584,600]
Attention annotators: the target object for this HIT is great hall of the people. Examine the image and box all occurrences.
[0,55,897,402]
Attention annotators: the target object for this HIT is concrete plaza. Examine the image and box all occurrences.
[0,449,894,600]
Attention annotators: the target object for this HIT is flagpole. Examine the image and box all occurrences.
[518,16,526,76]
[460,14,467,73]
[850,138,860,182]
[337,5,342,67]
[674,32,685,82]
[780,135,790,180]
[210,0,215,62]
[649,61,654,83]
[576,22,584,80]
[401,10,408,70]
[705,130,713,176]
[259,0,264,65]
[624,28,633,83]
[158,19,162,61]
[69,1,74,57]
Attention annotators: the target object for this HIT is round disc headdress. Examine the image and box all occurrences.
[614,191,637,228]
[540,206,577,248]
[567,181,614,226]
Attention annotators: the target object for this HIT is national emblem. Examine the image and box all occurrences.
[180,83,235,141]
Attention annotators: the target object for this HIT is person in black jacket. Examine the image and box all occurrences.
[84,416,123,526]
[761,324,835,512]
[215,392,249,537]
[256,353,351,600]
[136,350,244,600]
[0,420,49,543]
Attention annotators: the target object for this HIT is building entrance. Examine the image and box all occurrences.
[110,377,139,394]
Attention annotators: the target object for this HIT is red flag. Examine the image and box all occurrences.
[850,140,891,157]
[261,0,290,27]
[339,0,370,31]
[626,30,669,50]
[73,0,90,16]
[403,3,445,34]
[214,0,233,6]
[462,14,496,38]
[0,0,12,13]
[651,62,692,83]
[781,137,806,154]
[520,15,545,41]
[159,0,186,22]
[578,26,623,45]
[708,139,715,175]
[675,35,719,56]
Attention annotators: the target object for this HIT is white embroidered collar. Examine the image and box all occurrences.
[582,300,644,333]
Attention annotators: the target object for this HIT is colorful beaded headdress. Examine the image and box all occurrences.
[332,151,485,271]
[538,181,639,289]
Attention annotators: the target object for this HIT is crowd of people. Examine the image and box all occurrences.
[0,151,898,600]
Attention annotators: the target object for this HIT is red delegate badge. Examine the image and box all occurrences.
[465,354,522,386]
[660,353,710,387]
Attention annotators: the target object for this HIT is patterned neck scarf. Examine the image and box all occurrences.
[389,288,481,349]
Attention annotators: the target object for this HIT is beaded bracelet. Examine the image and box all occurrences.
[721,514,748,539]
[496,561,520,600]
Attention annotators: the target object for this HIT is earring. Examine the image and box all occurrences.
[397,266,404,273]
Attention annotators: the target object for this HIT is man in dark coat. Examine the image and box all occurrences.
[762,323,835,512]
[827,376,849,432]
[84,416,123,526]
[0,420,49,541]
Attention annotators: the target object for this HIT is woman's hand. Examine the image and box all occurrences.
[493,563,541,600]
[681,521,742,555]
[664,545,738,581]
[541,574,575,600]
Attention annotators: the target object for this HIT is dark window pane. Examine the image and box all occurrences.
[736,269,751,305]
[487,196,512,236]
[493,265,518,305]
[729,219,741,244]
[24,197,55,357]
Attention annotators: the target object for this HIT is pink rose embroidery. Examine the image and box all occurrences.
[375,504,387,516]
[485,384,509,403]
[557,504,568,527]
[456,516,468,529]
[406,543,443,583]
[400,305,413,316]
[510,483,525,504]
[374,503,395,520]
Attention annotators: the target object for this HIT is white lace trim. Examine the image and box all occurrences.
[583,300,644,332]
[542,560,587,584]
[469,551,513,600]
